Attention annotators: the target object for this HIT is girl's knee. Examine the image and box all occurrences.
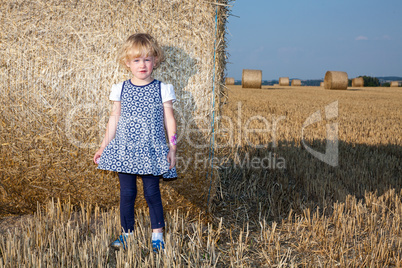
[120,187,137,197]
[144,191,162,205]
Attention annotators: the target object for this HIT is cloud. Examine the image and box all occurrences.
[355,35,368,41]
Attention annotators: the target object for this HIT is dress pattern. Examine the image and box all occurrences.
[98,79,177,179]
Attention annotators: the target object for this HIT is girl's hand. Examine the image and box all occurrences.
[166,146,176,169]
[93,147,105,164]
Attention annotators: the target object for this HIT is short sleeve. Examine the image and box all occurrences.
[109,82,124,101]
[161,82,176,103]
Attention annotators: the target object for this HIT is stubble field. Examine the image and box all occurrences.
[1,85,401,267]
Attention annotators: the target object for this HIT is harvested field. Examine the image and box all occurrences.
[1,85,401,266]
[214,84,401,219]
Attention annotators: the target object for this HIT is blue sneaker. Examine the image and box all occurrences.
[111,234,128,250]
[152,240,165,252]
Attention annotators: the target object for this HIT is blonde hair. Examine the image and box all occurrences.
[118,33,165,70]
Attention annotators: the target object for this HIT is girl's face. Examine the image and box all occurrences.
[126,55,157,84]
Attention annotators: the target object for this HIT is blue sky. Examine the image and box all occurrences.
[226,0,402,80]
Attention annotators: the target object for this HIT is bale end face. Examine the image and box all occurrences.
[242,69,262,88]
[352,77,364,87]
[225,77,235,85]
[324,71,348,90]
[291,79,301,86]
[279,77,289,86]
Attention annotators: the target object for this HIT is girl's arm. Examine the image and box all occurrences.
[93,101,121,164]
[163,100,177,169]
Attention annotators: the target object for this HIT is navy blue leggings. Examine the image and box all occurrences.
[118,173,165,232]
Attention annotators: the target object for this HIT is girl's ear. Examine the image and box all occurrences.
[153,57,158,68]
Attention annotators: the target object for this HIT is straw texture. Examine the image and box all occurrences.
[0,0,231,214]
[352,77,364,87]
[242,69,262,88]
[390,81,399,87]
[279,77,289,86]
[291,79,301,86]
[320,82,324,87]
[324,71,348,90]
[225,77,235,85]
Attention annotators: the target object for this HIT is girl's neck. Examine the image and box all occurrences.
[130,77,154,86]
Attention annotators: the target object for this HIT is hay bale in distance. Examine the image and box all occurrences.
[225,77,235,85]
[242,69,262,88]
[352,77,364,87]
[324,71,348,90]
[320,82,324,87]
[291,79,301,86]
[279,77,289,86]
[390,81,399,87]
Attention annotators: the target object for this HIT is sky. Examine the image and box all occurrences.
[226,0,402,80]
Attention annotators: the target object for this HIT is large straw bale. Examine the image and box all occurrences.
[352,77,364,87]
[320,82,324,87]
[242,69,262,88]
[225,77,235,85]
[324,71,348,90]
[291,79,301,86]
[390,81,400,87]
[0,0,231,215]
[279,77,289,86]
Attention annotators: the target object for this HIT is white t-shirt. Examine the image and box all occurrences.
[109,81,176,103]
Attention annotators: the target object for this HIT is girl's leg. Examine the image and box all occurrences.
[118,172,137,233]
[141,175,165,230]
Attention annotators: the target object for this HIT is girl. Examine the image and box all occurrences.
[93,33,177,252]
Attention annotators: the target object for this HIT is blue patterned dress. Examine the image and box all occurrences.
[98,79,177,179]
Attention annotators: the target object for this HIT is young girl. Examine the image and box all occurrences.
[93,33,177,251]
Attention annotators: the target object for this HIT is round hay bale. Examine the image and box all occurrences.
[242,69,262,88]
[390,81,399,87]
[0,0,230,215]
[225,77,235,85]
[279,77,289,86]
[291,79,301,86]
[324,71,348,90]
[320,82,324,87]
[352,77,364,87]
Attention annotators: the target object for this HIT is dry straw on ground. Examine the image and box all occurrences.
[1,183,401,266]
[241,69,262,88]
[324,71,348,90]
[225,77,235,85]
[390,81,400,87]
[279,77,289,86]
[291,79,301,86]
[0,0,231,215]
[352,77,364,87]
